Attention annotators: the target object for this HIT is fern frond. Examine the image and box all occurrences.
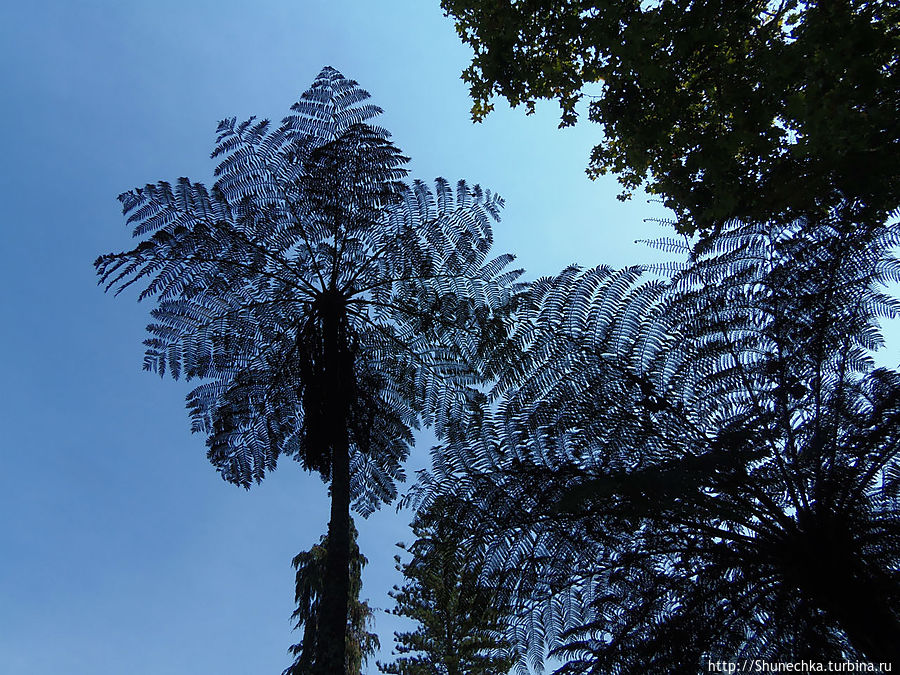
[415,209,900,671]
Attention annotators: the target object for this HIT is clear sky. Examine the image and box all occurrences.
[1,2,895,674]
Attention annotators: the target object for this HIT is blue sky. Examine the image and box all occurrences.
[1,2,895,674]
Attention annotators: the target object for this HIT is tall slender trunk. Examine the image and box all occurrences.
[314,428,351,674]
[312,299,353,675]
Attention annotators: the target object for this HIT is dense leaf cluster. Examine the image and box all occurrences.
[442,0,899,233]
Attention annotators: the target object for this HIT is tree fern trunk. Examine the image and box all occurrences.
[313,299,353,674]
[825,572,900,664]
[314,427,351,674]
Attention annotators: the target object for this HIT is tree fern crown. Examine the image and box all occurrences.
[410,211,900,671]
[96,67,522,515]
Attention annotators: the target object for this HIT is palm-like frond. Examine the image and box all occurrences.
[96,67,523,515]
[411,211,900,672]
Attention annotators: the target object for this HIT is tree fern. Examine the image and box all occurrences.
[411,210,900,672]
[96,66,523,674]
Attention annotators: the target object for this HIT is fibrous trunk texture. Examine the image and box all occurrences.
[312,300,353,675]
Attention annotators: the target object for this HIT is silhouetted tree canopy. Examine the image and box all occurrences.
[413,210,900,672]
[442,0,899,233]
[379,501,514,675]
[284,521,379,675]
[96,67,521,674]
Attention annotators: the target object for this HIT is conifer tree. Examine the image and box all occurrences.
[379,504,513,675]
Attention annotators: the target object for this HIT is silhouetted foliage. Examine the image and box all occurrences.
[379,501,514,675]
[412,210,900,672]
[96,67,521,674]
[284,521,379,675]
[442,0,900,234]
